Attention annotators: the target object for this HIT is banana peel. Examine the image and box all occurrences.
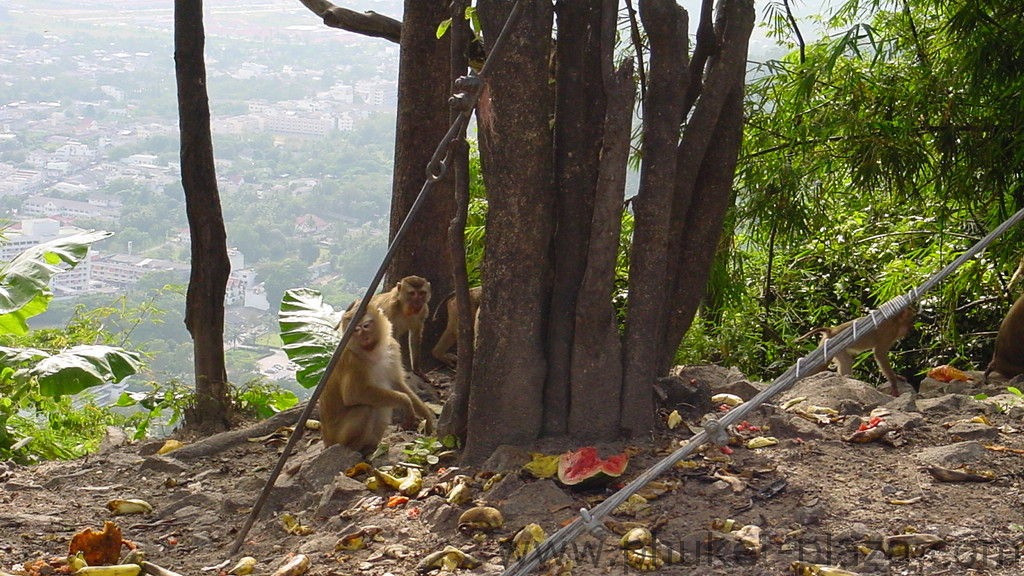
[398,468,423,497]
[511,523,547,561]
[457,506,504,532]
[106,499,153,516]
[624,546,663,571]
[925,465,995,482]
[522,453,560,479]
[791,561,861,575]
[227,557,257,575]
[72,566,142,576]
[270,554,310,576]
[281,513,314,536]
[416,546,481,573]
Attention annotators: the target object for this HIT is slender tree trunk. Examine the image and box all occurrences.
[174,0,232,432]
[569,57,635,440]
[387,0,454,368]
[662,0,754,371]
[465,0,555,463]
[543,0,609,437]
[437,0,474,441]
[621,0,689,437]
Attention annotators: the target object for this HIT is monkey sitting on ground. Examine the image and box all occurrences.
[320,305,436,456]
[797,306,916,395]
[984,291,1024,382]
[345,275,431,375]
[431,286,482,367]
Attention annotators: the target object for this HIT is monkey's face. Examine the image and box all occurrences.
[351,314,379,351]
[401,281,430,315]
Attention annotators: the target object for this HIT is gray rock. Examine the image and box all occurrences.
[158,492,217,519]
[916,394,987,414]
[766,414,826,440]
[780,374,895,413]
[481,444,532,472]
[140,455,189,475]
[672,364,751,393]
[499,479,578,526]
[96,426,130,453]
[945,422,1000,442]
[915,441,986,468]
[314,473,370,518]
[298,443,363,490]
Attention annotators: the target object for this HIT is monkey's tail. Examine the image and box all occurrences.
[432,291,457,322]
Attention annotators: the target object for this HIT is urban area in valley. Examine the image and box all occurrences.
[1,0,405,399]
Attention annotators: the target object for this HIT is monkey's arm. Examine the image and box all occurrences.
[341,374,416,414]
[871,347,906,384]
[393,376,436,434]
[408,311,426,373]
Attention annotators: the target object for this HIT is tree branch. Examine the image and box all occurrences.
[296,0,402,43]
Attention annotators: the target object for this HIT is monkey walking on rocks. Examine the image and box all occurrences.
[797,307,916,395]
[320,305,436,456]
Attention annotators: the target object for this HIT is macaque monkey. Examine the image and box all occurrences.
[431,286,483,367]
[798,307,916,395]
[984,292,1024,382]
[320,305,436,455]
[346,276,431,374]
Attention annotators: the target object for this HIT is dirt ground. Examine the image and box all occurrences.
[5,365,1024,576]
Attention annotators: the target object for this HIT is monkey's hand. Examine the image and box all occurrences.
[421,413,437,435]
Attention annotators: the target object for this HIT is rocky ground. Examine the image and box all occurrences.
[4,365,1024,576]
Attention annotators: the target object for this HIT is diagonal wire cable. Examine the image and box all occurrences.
[228,0,526,555]
[500,204,1024,576]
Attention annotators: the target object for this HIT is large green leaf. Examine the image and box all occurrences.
[29,345,144,397]
[0,230,112,334]
[278,288,343,389]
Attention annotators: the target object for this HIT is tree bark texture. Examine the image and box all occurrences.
[174,0,232,432]
[464,0,556,462]
[437,0,474,441]
[568,58,635,440]
[662,0,754,371]
[542,0,610,437]
[296,0,402,43]
[387,0,455,368]
[621,0,690,437]
[447,0,752,460]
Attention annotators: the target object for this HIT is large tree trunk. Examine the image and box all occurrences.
[464,0,556,463]
[387,0,454,369]
[458,0,752,461]
[174,0,232,432]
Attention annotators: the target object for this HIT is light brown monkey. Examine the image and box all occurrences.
[798,307,916,395]
[431,286,482,367]
[984,292,1024,382]
[347,276,431,374]
[320,305,436,455]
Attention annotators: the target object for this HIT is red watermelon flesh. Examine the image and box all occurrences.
[556,446,629,488]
